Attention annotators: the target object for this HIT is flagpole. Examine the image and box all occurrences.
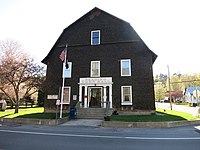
[167,65,172,110]
[60,44,67,118]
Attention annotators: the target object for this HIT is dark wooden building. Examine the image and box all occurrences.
[42,7,157,113]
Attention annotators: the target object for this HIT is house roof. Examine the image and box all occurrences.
[166,90,183,97]
[186,87,200,94]
[42,7,157,64]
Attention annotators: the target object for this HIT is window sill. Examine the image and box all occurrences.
[61,102,70,105]
[121,102,132,105]
[121,75,131,77]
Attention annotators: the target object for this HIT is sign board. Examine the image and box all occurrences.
[47,95,58,99]
[56,99,60,105]
[73,95,77,101]
[80,77,112,84]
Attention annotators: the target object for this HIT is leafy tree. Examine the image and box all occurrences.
[170,74,184,91]
[154,72,200,102]
[37,89,45,107]
[0,40,44,113]
[154,73,167,84]
[154,82,166,101]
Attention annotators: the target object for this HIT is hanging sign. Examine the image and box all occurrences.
[56,99,61,106]
[47,95,58,99]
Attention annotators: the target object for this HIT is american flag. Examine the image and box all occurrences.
[59,47,69,69]
[59,47,67,62]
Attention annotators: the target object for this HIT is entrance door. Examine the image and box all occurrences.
[89,87,102,108]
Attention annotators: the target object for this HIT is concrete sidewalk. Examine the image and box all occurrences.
[60,119,103,127]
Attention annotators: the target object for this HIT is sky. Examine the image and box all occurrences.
[0,0,200,75]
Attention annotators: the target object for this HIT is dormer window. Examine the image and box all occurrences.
[91,30,100,45]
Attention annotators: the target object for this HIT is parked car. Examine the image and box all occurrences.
[176,99,183,103]
[160,99,170,103]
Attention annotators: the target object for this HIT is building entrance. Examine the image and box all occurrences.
[78,77,113,108]
[89,87,102,108]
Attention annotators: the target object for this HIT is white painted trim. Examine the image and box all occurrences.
[120,59,131,76]
[79,77,113,108]
[121,86,132,105]
[80,77,112,85]
[62,86,71,104]
[90,61,100,77]
[88,87,103,108]
[103,86,107,108]
[91,30,100,45]
[84,86,88,108]
[109,85,112,108]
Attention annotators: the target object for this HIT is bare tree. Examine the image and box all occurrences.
[0,39,44,113]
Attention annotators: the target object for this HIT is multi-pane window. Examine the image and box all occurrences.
[121,86,132,105]
[62,87,71,104]
[91,30,100,45]
[91,61,100,77]
[63,62,72,78]
[120,59,131,76]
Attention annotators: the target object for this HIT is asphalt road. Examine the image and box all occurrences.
[0,123,200,150]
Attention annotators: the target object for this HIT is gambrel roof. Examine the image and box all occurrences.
[42,7,157,64]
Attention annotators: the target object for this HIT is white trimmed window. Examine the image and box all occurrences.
[120,59,131,76]
[62,86,71,104]
[91,30,100,45]
[63,62,72,78]
[91,61,100,77]
[121,86,132,105]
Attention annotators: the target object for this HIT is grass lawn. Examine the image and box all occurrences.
[0,107,68,119]
[111,108,200,122]
[1,107,199,121]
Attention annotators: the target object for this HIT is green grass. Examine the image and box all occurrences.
[0,107,68,119]
[16,112,68,119]
[111,109,199,122]
[156,108,198,120]
[0,107,44,118]
[1,107,199,121]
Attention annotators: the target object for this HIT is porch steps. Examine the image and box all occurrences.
[77,108,113,119]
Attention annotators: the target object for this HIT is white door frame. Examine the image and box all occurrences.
[78,77,113,108]
[88,87,102,108]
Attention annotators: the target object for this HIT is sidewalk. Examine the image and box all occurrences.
[60,119,103,127]
[155,102,200,116]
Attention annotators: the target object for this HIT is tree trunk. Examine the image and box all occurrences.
[15,104,19,113]
[14,96,19,113]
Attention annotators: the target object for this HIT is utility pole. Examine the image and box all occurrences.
[167,65,173,110]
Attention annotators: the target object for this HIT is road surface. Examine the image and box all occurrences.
[0,123,200,150]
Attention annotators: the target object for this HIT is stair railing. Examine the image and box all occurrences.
[105,101,110,116]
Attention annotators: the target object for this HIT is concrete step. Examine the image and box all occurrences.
[78,108,106,113]
[77,108,113,119]
[77,115,105,119]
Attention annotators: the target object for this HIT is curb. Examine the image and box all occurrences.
[0,117,69,126]
[1,117,200,128]
[101,120,200,128]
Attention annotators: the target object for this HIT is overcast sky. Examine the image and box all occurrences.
[0,0,200,75]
